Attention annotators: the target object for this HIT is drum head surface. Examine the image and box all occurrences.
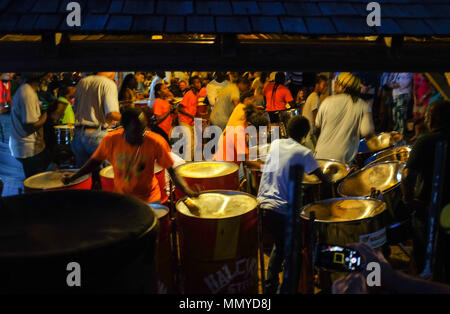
[301,198,386,223]
[24,171,90,189]
[0,190,156,257]
[303,159,349,184]
[338,162,405,197]
[149,204,169,219]
[177,191,257,219]
[366,146,411,166]
[100,166,114,179]
[365,132,403,153]
[176,162,239,178]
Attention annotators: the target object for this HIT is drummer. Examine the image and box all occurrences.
[257,116,331,294]
[63,107,198,203]
[153,82,176,139]
[263,72,295,123]
[401,99,450,275]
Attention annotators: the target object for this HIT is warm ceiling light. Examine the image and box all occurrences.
[152,35,163,40]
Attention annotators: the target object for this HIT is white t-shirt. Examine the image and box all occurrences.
[315,94,373,164]
[9,84,45,158]
[303,91,320,128]
[257,138,319,214]
[210,83,240,130]
[206,79,230,106]
[147,76,164,109]
[392,73,413,98]
[73,75,120,128]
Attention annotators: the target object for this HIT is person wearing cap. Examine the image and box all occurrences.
[9,72,50,178]
[314,72,375,165]
[72,72,121,168]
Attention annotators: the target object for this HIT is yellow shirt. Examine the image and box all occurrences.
[226,103,246,127]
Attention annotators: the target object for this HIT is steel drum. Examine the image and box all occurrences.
[24,170,91,193]
[0,190,158,293]
[54,125,74,145]
[176,191,259,294]
[299,197,387,292]
[100,163,169,203]
[364,145,411,167]
[356,132,404,168]
[197,97,208,116]
[338,161,409,244]
[134,99,149,109]
[174,161,240,199]
[303,159,350,204]
[150,204,176,294]
[245,144,271,196]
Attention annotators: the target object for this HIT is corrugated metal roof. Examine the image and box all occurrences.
[0,0,447,36]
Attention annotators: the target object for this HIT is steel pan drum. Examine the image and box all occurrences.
[54,125,74,145]
[100,164,168,203]
[357,132,404,168]
[174,161,239,199]
[338,162,405,198]
[150,204,176,294]
[364,146,411,167]
[0,190,158,293]
[134,99,149,109]
[176,191,259,294]
[299,197,387,292]
[303,159,350,204]
[197,97,208,116]
[24,170,91,193]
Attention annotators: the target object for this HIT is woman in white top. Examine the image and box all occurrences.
[314,72,375,164]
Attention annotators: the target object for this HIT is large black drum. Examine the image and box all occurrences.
[0,190,158,293]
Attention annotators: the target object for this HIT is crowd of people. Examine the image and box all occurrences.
[2,70,450,293]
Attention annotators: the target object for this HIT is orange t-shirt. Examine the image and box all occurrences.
[179,89,198,126]
[263,82,294,111]
[199,87,207,98]
[153,98,173,136]
[213,121,248,166]
[92,129,174,203]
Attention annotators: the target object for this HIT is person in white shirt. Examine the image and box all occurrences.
[206,72,229,107]
[72,72,121,167]
[9,72,50,178]
[390,73,414,134]
[314,72,375,164]
[257,116,330,294]
[302,75,328,150]
[147,72,167,109]
[210,75,250,131]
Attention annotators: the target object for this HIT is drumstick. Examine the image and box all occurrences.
[183,197,201,217]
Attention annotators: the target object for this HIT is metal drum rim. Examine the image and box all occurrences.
[174,161,239,179]
[300,196,387,224]
[302,159,350,185]
[337,161,406,197]
[23,170,91,190]
[361,131,403,153]
[176,189,258,220]
[364,145,411,167]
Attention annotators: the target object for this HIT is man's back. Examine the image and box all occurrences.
[9,83,45,158]
[210,83,239,130]
[74,75,119,128]
[257,138,318,214]
[303,91,320,128]
[315,94,369,164]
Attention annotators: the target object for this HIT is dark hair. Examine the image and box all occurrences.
[215,72,227,83]
[428,99,450,128]
[58,84,71,98]
[274,72,285,85]
[156,72,166,79]
[121,107,142,129]
[119,74,137,101]
[236,77,250,86]
[240,91,254,103]
[247,111,269,128]
[316,75,328,85]
[287,116,310,141]
[260,72,269,84]
[154,83,164,99]
[189,76,201,86]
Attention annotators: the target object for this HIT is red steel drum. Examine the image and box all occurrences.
[150,204,176,294]
[24,170,91,193]
[100,164,168,204]
[176,191,259,294]
[174,161,240,199]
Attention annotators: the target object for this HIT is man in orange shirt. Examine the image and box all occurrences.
[63,107,197,203]
[153,82,175,139]
[213,98,269,166]
[178,76,202,160]
[263,72,295,123]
